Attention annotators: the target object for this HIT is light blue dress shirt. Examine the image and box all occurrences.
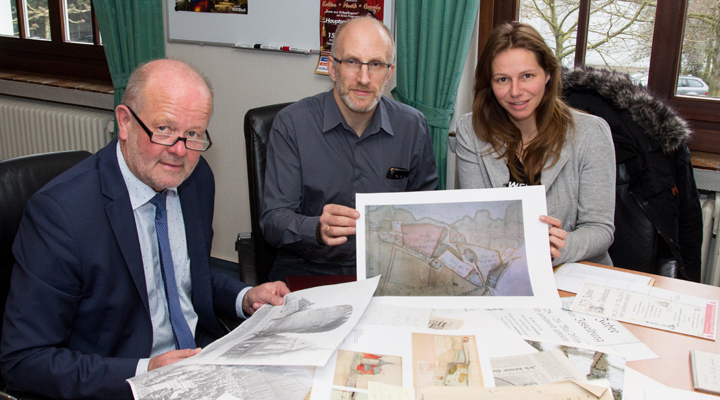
[115,144,251,376]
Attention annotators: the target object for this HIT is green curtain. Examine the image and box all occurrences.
[93,0,165,109]
[392,0,479,189]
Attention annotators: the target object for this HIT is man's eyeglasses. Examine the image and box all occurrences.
[332,57,393,74]
[127,107,212,152]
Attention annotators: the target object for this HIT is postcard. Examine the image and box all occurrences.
[356,186,561,309]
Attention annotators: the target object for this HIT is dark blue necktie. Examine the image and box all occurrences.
[149,192,196,350]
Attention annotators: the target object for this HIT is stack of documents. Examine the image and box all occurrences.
[127,188,717,399]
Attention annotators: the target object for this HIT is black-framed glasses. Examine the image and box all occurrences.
[127,106,212,152]
[332,57,393,73]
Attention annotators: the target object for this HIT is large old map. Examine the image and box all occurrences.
[364,200,532,297]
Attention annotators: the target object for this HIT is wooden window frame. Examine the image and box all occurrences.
[479,0,720,153]
[0,0,111,82]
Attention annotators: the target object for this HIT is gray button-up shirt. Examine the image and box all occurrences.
[261,90,438,267]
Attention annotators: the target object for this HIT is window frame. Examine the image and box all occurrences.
[0,0,111,82]
[480,0,720,153]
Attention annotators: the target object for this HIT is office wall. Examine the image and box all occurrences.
[164,11,477,263]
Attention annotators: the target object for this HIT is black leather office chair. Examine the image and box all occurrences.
[562,67,702,281]
[237,103,293,286]
[0,150,92,392]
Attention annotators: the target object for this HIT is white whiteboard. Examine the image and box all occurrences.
[166,0,393,50]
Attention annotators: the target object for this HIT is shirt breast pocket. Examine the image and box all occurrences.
[385,177,408,192]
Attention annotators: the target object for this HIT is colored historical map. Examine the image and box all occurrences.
[364,201,532,297]
[412,333,484,400]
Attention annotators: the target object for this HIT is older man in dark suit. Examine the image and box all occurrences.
[0,59,289,399]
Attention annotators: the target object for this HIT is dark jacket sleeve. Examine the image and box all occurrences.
[674,144,703,281]
[1,192,137,400]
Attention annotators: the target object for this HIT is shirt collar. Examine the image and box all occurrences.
[321,89,395,137]
[116,142,178,211]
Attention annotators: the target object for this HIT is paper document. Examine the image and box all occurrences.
[187,276,380,367]
[358,302,431,328]
[356,186,561,309]
[422,380,613,400]
[368,381,412,400]
[310,325,415,400]
[691,350,720,394]
[623,367,665,400]
[411,330,494,400]
[483,303,658,361]
[491,349,588,386]
[447,309,538,358]
[554,262,654,293]
[571,282,718,339]
[523,341,625,399]
[128,364,313,400]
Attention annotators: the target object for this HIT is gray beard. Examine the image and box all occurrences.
[340,91,380,113]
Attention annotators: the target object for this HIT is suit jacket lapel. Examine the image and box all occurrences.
[99,141,150,318]
[178,176,217,333]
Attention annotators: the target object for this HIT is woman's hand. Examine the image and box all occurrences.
[540,215,567,259]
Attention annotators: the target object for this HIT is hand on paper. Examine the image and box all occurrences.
[148,348,201,371]
[318,204,360,246]
[242,281,291,316]
[541,215,566,259]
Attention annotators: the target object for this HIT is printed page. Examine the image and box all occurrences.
[554,262,654,293]
[356,186,562,310]
[491,349,587,386]
[571,282,717,340]
[128,364,313,400]
[186,276,380,366]
[483,305,657,361]
[358,302,431,328]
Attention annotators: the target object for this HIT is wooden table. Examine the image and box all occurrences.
[561,264,720,394]
[286,265,720,393]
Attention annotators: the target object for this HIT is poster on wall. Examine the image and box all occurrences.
[175,0,248,14]
[315,0,385,74]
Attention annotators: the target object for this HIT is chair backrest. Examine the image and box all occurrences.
[0,150,91,354]
[242,103,293,285]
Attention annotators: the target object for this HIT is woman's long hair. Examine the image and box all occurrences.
[471,22,573,185]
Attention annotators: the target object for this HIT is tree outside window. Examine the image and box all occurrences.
[519,0,720,99]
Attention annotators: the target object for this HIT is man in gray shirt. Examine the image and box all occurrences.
[261,16,438,282]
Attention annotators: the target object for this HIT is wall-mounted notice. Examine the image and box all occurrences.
[316,0,387,74]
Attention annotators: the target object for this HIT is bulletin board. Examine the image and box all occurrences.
[166,0,394,50]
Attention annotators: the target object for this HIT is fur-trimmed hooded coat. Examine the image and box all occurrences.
[562,67,702,282]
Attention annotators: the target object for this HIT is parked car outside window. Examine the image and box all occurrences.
[630,73,708,96]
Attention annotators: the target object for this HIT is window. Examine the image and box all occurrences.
[480,0,720,154]
[0,0,110,82]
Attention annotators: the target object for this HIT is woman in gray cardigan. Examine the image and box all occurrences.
[456,22,615,266]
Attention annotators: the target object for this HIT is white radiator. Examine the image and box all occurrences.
[0,96,114,160]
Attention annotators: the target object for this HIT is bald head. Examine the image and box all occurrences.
[331,16,394,63]
[116,59,213,191]
[122,59,214,116]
